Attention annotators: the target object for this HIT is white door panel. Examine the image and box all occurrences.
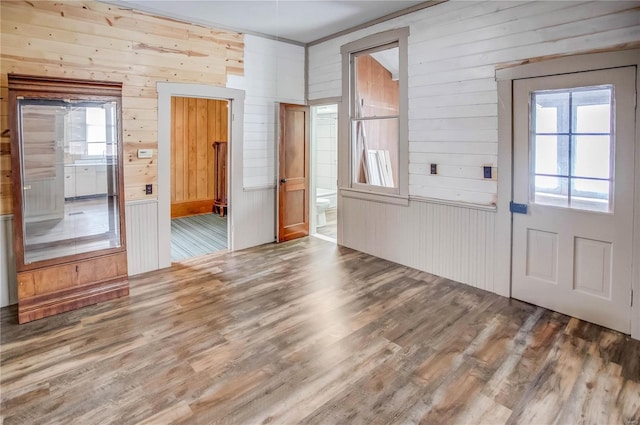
[512,66,636,333]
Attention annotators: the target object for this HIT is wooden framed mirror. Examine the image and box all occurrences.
[9,74,129,323]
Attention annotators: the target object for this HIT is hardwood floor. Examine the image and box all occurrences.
[171,213,227,261]
[1,237,639,424]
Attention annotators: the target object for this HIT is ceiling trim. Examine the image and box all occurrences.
[98,0,306,46]
[306,0,447,47]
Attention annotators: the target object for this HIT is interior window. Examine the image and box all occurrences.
[341,27,408,199]
[352,45,399,188]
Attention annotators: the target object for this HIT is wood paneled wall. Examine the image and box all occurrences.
[0,0,243,215]
[171,97,227,218]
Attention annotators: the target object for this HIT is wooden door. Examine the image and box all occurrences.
[278,104,310,242]
[512,67,636,333]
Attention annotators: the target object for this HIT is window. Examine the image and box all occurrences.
[341,28,408,199]
[68,104,117,157]
[531,86,613,212]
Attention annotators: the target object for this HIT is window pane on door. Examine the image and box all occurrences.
[534,135,568,175]
[534,91,569,133]
[571,179,610,212]
[572,135,610,179]
[534,175,569,207]
[574,89,611,133]
[530,85,613,212]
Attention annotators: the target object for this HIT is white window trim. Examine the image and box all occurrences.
[339,27,409,204]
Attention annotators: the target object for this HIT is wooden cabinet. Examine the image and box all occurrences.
[17,253,129,323]
[9,74,129,324]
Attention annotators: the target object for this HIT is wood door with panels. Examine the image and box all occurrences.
[278,103,310,242]
[512,66,636,333]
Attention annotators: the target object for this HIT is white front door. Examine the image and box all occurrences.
[512,66,636,333]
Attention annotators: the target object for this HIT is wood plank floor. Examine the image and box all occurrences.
[1,237,639,424]
[171,213,227,261]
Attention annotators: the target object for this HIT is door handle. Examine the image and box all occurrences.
[280,178,287,184]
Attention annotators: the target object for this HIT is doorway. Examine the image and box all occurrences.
[511,66,636,333]
[310,103,338,242]
[170,96,229,261]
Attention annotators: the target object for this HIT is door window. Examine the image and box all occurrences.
[531,86,613,212]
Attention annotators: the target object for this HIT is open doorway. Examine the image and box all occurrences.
[170,96,229,261]
[310,103,338,242]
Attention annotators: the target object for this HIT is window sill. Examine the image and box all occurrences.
[340,188,409,206]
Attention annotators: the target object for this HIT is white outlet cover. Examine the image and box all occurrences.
[137,149,153,159]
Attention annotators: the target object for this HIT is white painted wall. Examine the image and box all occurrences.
[228,35,305,189]
[310,0,639,295]
[309,0,639,205]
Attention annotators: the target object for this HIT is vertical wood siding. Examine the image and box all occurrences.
[341,197,496,292]
[233,188,276,251]
[0,216,17,307]
[125,200,159,276]
[170,97,227,217]
[0,0,243,215]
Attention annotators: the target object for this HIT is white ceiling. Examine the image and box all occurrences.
[105,1,426,44]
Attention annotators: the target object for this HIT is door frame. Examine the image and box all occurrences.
[308,97,341,240]
[495,49,640,339]
[157,83,245,267]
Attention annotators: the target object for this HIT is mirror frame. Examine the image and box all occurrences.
[8,74,127,272]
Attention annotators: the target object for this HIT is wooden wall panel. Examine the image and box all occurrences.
[170,97,227,218]
[0,0,243,215]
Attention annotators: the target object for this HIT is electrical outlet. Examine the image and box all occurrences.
[483,166,492,179]
[430,163,438,175]
[145,184,153,195]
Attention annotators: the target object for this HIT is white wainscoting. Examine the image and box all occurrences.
[0,215,17,308]
[234,187,276,251]
[340,195,498,294]
[125,200,159,276]
[0,201,161,308]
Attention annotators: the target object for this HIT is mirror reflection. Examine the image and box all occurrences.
[19,100,121,264]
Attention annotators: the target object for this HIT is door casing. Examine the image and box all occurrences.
[157,83,244,267]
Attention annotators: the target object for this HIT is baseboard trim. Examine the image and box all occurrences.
[171,200,214,218]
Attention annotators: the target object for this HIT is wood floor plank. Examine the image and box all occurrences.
[1,237,638,424]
